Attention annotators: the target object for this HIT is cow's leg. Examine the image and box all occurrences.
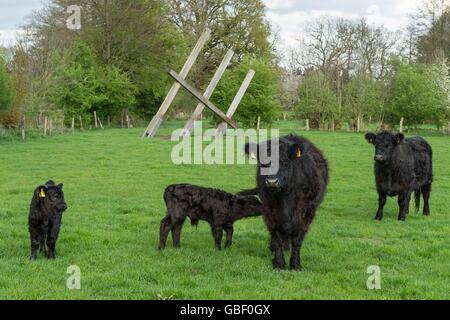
[29,227,41,261]
[375,193,387,220]
[271,232,286,270]
[212,226,223,250]
[39,234,47,255]
[171,217,185,248]
[421,183,431,216]
[290,232,305,271]
[397,191,411,221]
[224,224,234,248]
[47,216,61,259]
[159,215,172,250]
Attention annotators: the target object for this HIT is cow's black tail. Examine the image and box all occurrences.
[237,188,259,196]
[415,189,421,212]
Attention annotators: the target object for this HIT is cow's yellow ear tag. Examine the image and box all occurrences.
[296,148,302,158]
[250,152,257,160]
[39,188,46,198]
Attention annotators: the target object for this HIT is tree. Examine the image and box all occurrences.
[295,71,339,129]
[211,57,280,127]
[47,40,136,122]
[417,8,450,63]
[386,59,449,129]
[343,74,384,129]
[168,0,273,87]
[0,55,13,112]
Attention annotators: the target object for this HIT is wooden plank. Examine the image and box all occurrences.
[180,49,234,137]
[215,70,255,136]
[169,70,238,129]
[142,29,212,137]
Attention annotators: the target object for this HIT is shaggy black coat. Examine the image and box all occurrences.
[241,134,329,271]
[365,131,433,221]
[28,180,67,260]
[159,184,262,250]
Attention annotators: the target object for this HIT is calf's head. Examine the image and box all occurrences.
[245,137,303,192]
[36,180,68,212]
[365,132,404,163]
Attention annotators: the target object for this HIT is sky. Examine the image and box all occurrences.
[0,0,422,54]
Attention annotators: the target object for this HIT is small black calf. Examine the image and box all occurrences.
[28,180,68,260]
[159,184,262,250]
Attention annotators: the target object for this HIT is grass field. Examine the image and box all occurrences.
[0,121,449,299]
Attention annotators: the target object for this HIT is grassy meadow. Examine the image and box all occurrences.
[0,121,449,299]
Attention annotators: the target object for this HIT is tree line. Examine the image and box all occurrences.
[0,0,449,132]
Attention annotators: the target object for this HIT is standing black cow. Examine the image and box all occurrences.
[28,180,68,260]
[365,131,433,221]
[241,134,329,271]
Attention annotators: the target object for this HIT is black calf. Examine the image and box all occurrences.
[28,180,68,260]
[159,184,262,250]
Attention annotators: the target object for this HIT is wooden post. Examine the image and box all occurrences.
[306,119,310,131]
[71,117,75,134]
[143,29,212,137]
[400,117,404,133]
[126,114,130,129]
[61,116,65,134]
[44,117,48,136]
[168,70,238,128]
[94,111,98,128]
[283,113,287,121]
[257,116,261,130]
[21,115,26,140]
[215,70,256,137]
[79,116,84,131]
[180,49,234,136]
[49,118,53,136]
[357,117,361,132]
[98,116,104,129]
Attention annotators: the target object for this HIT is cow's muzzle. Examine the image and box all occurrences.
[265,178,280,188]
[374,155,384,162]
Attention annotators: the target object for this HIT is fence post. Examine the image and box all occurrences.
[79,116,84,131]
[357,117,361,132]
[306,119,310,131]
[94,111,98,128]
[71,117,75,134]
[257,116,261,130]
[61,116,65,134]
[44,117,48,136]
[21,115,26,140]
[400,117,404,133]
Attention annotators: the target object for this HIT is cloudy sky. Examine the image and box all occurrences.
[1,0,421,50]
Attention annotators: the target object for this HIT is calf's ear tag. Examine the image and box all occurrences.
[296,148,302,158]
[39,188,46,198]
[250,152,257,160]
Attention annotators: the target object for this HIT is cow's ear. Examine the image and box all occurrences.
[244,143,259,161]
[290,144,303,159]
[45,180,55,186]
[36,185,48,199]
[365,133,376,145]
[395,133,405,144]
[57,183,63,190]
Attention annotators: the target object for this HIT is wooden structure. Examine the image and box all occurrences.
[142,28,254,138]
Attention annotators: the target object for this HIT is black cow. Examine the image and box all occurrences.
[241,135,329,271]
[28,180,68,260]
[159,184,262,250]
[365,131,433,221]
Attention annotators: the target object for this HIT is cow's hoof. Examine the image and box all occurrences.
[398,216,406,221]
[375,216,382,221]
[272,260,286,270]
